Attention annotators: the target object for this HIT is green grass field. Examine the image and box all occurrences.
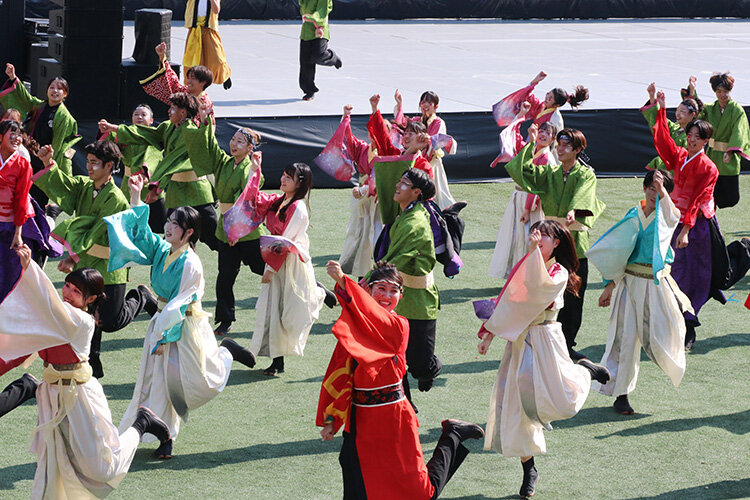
[0,177,748,499]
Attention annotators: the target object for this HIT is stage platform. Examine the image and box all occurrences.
[117,19,750,186]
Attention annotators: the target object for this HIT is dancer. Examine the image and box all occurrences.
[488,120,557,279]
[0,119,60,300]
[686,73,750,208]
[393,89,458,209]
[318,260,484,499]
[183,0,232,89]
[225,158,325,376]
[99,92,219,251]
[1,63,80,212]
[1,109,31,161]
[184,102,265,335]
[476,221,610,499]
[588,170,690,414]
[98,104,166,233]
[504,126,605,360]
[299,0,342,100]
[142,42,215,125]
[107,176,257,458]
[640,82,700,171]
[33,142,148,379]
[0,246,171,498]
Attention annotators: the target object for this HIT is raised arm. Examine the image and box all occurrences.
[651,92,683,171]
[183,117,229,177]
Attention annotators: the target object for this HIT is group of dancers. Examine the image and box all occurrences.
[0,60,749,499]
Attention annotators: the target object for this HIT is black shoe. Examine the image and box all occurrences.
[45,203,62,220]
[138,285,158,317]
[133,406,171,444]
[684,324,696,351]
[520,458,539,498]
[334,57,342,69]
[302,93,315,101]
[613,394,634,415]
[418,378,434,392]
[222,77,232,90]
[154,438,173,459]
[441,419,485,442]
[577,358,611,385]
[318,282,337,308]
[214,321,232,336]
[220,338,256,368]
[264,356,284,376]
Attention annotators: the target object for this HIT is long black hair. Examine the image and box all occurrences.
[65,268,105,312]
[529,220,581,296]
[270,163,313,222]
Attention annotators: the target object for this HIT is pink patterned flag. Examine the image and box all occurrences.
[315,122,356,182]
[492,87,529,127]
[259,235,302,271]
[490,118,524,167]
[223,170,265,243]
[430,133,457,155]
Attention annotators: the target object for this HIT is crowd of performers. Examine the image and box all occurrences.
[0,60,749,499]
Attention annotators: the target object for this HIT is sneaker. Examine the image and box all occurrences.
[441,419,485,442]
[577,358,611,385]
[214,321,232,336]
[613,394,634,415]
[220,337,256,368]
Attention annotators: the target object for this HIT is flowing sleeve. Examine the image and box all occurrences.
[524,91,545,120]
[105,204,166,271]
[223,167,281,242]
[482,248,567,342]
[653,194,681,280]
[568,168,606,227]
[726,102,750,159]
[140,57,187,105]
[183,120,229,177]
[316,342,353,433]
[585,207,639,283]
[0,261,93,362]
[280,202,311,260]
[504,142,548,194]
[652,107,684,171]
[367,110,400,156]
[681,157,717,229]
[343,118,373,175]
[149,251,203,352]
[116,122,167,150]
[13,159,33,227]
[31,160,84,215]
[0,78,44,115]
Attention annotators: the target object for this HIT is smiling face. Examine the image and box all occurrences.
[229,130,252,160]
[393,174,420,206]
[537,127,554,148]
[685,127,709,156]
[419,99,437,117]
[46,80,68,106]
[185,75,202,96]
[280,170,300,195]
[555,138,580,165]
[62,281,92,309]
[164,214,188,246]
[86,153,111,184]
[674,103,696,128]
[0,127,22,156]
[132,106,154,126]
[168,103,187,125]
[369,281,402,312]
[544,90,556,108]
[714,86,731,108]
[537,231,560,261]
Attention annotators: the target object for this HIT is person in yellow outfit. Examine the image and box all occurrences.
[184,0,232,90]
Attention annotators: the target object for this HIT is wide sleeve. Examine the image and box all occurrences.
[504,142,548,194]
[149,252,203,352]
[0,78,44,115]
[0,261,93,362]
[652,107,684,171]
[681,158,718,229]
[382,208,435,277]
[585,208,639,283]
[316,342,353,433]
[116,122,166,150]
[304,0,331,26]
[13,159,33,227]
[343,117,373,175]
[483,249,567,342]
[105,204,167,271]
[140,56,187,106]
[280,202,311,260]
[31,160,84,215]
[183,120,230,177]
[568,168,606,226]
[524,91,545,120]
[726,102,750,159]
[367,110,400,156]
[652,193,681,280]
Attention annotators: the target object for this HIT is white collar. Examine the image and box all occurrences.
[680,150,703,171]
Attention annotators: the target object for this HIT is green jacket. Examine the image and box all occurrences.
[116,121,214,209]
[699,99,750,176]
[35,162,129,285]
[300,0,332,41]
[641,102,686,171]
[183,122,266,243]
[505,142,605,259]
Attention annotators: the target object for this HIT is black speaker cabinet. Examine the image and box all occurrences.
[28,43,50,98]
[39,58,120,119]
[120,58,181,121]
[48,33,122,65]
[49,6,123,37]
[133,9,173,66]
[1,0,26,76]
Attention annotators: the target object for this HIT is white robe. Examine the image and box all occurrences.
[0,262,140,499]
[428,119,456,210]
[482,249,591,457]
[488,187,544,279]
[339,180,382,278]
[248,202,325,359]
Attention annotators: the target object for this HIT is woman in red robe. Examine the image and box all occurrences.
[317,261,483,500]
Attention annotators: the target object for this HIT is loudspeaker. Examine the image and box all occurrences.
[38,58,120,119]
[120,58,181,120]
[48,6,123,37]
[48,33,122,65]
[28,43,50,98]
[133,9,173,66]
[0,0,25,76]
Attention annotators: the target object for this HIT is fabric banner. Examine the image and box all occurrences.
[373,154,417,226]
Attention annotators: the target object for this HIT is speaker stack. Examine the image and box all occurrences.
[120,9,180,120]
[40,0,123,119]
[0,0,25,88]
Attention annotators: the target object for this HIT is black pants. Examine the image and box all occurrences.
[215,239,264,323]
[0,374,39,418]
[89,283,147,378]
[299,38,341,96]
[167,203,219,252]
[339,404,470,500]
[148,197,168,234]
[558,258,588,360]
[714,174,740,209]
[405,318,442,382]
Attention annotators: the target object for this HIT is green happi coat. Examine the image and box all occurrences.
[641,103,686,171]
[183,122,265,243]
[380,202,439,320]
[299,0,332,41]
[699,99,750,176]
[0,78,80,176]
[103,131,163,201]
[116,121,214,209]
[505,142,606,259]
[34,161,129,285]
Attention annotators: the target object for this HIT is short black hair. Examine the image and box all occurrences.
[644,169,674,194]
[84,140,122,171]
[168,92,200,119]
[419,91,439,106]
[186,65,213,90]
[169,206,201,248]
[403,167,436,201]
[685,120,713,140]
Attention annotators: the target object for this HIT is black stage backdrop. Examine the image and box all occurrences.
[72,108,749,189]
[26,0,750,20]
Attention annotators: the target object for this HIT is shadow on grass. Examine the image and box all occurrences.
[101,337,145,351]
[460,240,497,251]
[596,409,750,438]
[443,359,499,375]
[201,296,257,310]
[311,254,341,267]
[444,495,516,500]
[689,333,750,355]
[577,343,606,362]
[555,405,651,430]
[0,462,35,490]
[100,382,136,400]
[441,287,502,305]
[310,321,335,335]
[623,477,750,499]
